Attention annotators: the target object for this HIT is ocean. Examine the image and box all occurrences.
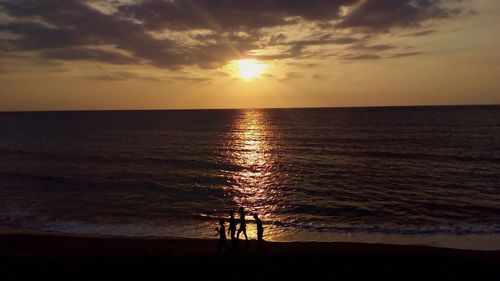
[1,106,499,249]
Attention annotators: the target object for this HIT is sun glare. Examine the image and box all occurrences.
[238,59,267,80]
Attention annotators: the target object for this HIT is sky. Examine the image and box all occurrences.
[0,0,499,111]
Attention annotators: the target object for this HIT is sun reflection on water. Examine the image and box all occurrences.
[222,110,284,240]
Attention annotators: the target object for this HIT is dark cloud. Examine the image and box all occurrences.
[341,54,382,60]
[289,35,360,47]
[0,0,191,68]
[141,76,162,82]
[389,52,424,58]
[88,71,161,82]
[41,47,140,64]
[43,67,69,73]
[118,0,356,31]
[338,0,460,32]
[405,29,437,37]
[287,62,317,68]
[89,74,131,81]
[0,0,464,69]
[0,21,81,51]
[312,74,329,80]
[279,71,302,82]
[0,66,12,74]
[268,33,287,45]
[350,44,397,51]
[171,76,211,83]
[340,51,423,60]
[263,73,276,79]
[253,50,298,61]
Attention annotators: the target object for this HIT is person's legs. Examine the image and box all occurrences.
[243,228,248,240]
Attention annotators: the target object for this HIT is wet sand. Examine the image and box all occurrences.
[1,230,499,280]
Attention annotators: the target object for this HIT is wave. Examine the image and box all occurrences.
[2,215,500,237]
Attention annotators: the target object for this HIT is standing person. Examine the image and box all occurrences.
[215,218,226,253]
[253,214,264,245]
[227,210,237,240]
[236,207,248,240]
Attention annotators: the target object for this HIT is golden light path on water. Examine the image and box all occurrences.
[223,110,285,241]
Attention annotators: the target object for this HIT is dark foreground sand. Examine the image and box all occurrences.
[1,231,499,281]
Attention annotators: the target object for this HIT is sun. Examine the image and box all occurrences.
[238,59,267,80]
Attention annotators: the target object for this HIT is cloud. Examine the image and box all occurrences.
[388,52,424,58]
[119,0,461,33]
[88,71,161,82]
[337,0,461,32]
[255,34,362,61]
[89,74,130,81]
[0,0,188,68]
[404,29,436,37]
[0,66,12,73]
[279,71,302,82]
[118,0,357,31]
[285,35,361,57]
[350,44,397,51]
[0,0,465,70]
[171,76,211,83]
[140,76,163,82]
[268,33,287,45]
[312,74,329,80]
[341,54,382,60]
[290,36,360,46]
[340,51,424,61]
[41,47,140,64]
[42,67,69,73]
[286,62,317,68]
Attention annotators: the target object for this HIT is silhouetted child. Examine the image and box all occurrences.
[236,206,248,240]
[215,218,226,253]
[253,214,264,245]
[228,210,237,240]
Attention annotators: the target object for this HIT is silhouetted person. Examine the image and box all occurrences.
[215,218,226,253]
[253,214,264,245]
[228,210,237,240]
[236,206,248,240]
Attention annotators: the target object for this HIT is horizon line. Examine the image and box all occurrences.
[1,103,499,113]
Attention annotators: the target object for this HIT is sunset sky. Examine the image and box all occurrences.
[0,0,499,111]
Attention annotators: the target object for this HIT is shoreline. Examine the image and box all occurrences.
[1,228,499,280]
[2,225,500,251]
[2,231,500,256]
[2,227,500,259]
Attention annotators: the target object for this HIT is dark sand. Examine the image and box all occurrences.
[1,231,499,281]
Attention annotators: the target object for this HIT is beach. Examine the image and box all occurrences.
[1,228,499,281]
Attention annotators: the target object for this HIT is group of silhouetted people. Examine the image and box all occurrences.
[215,207,264,252]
